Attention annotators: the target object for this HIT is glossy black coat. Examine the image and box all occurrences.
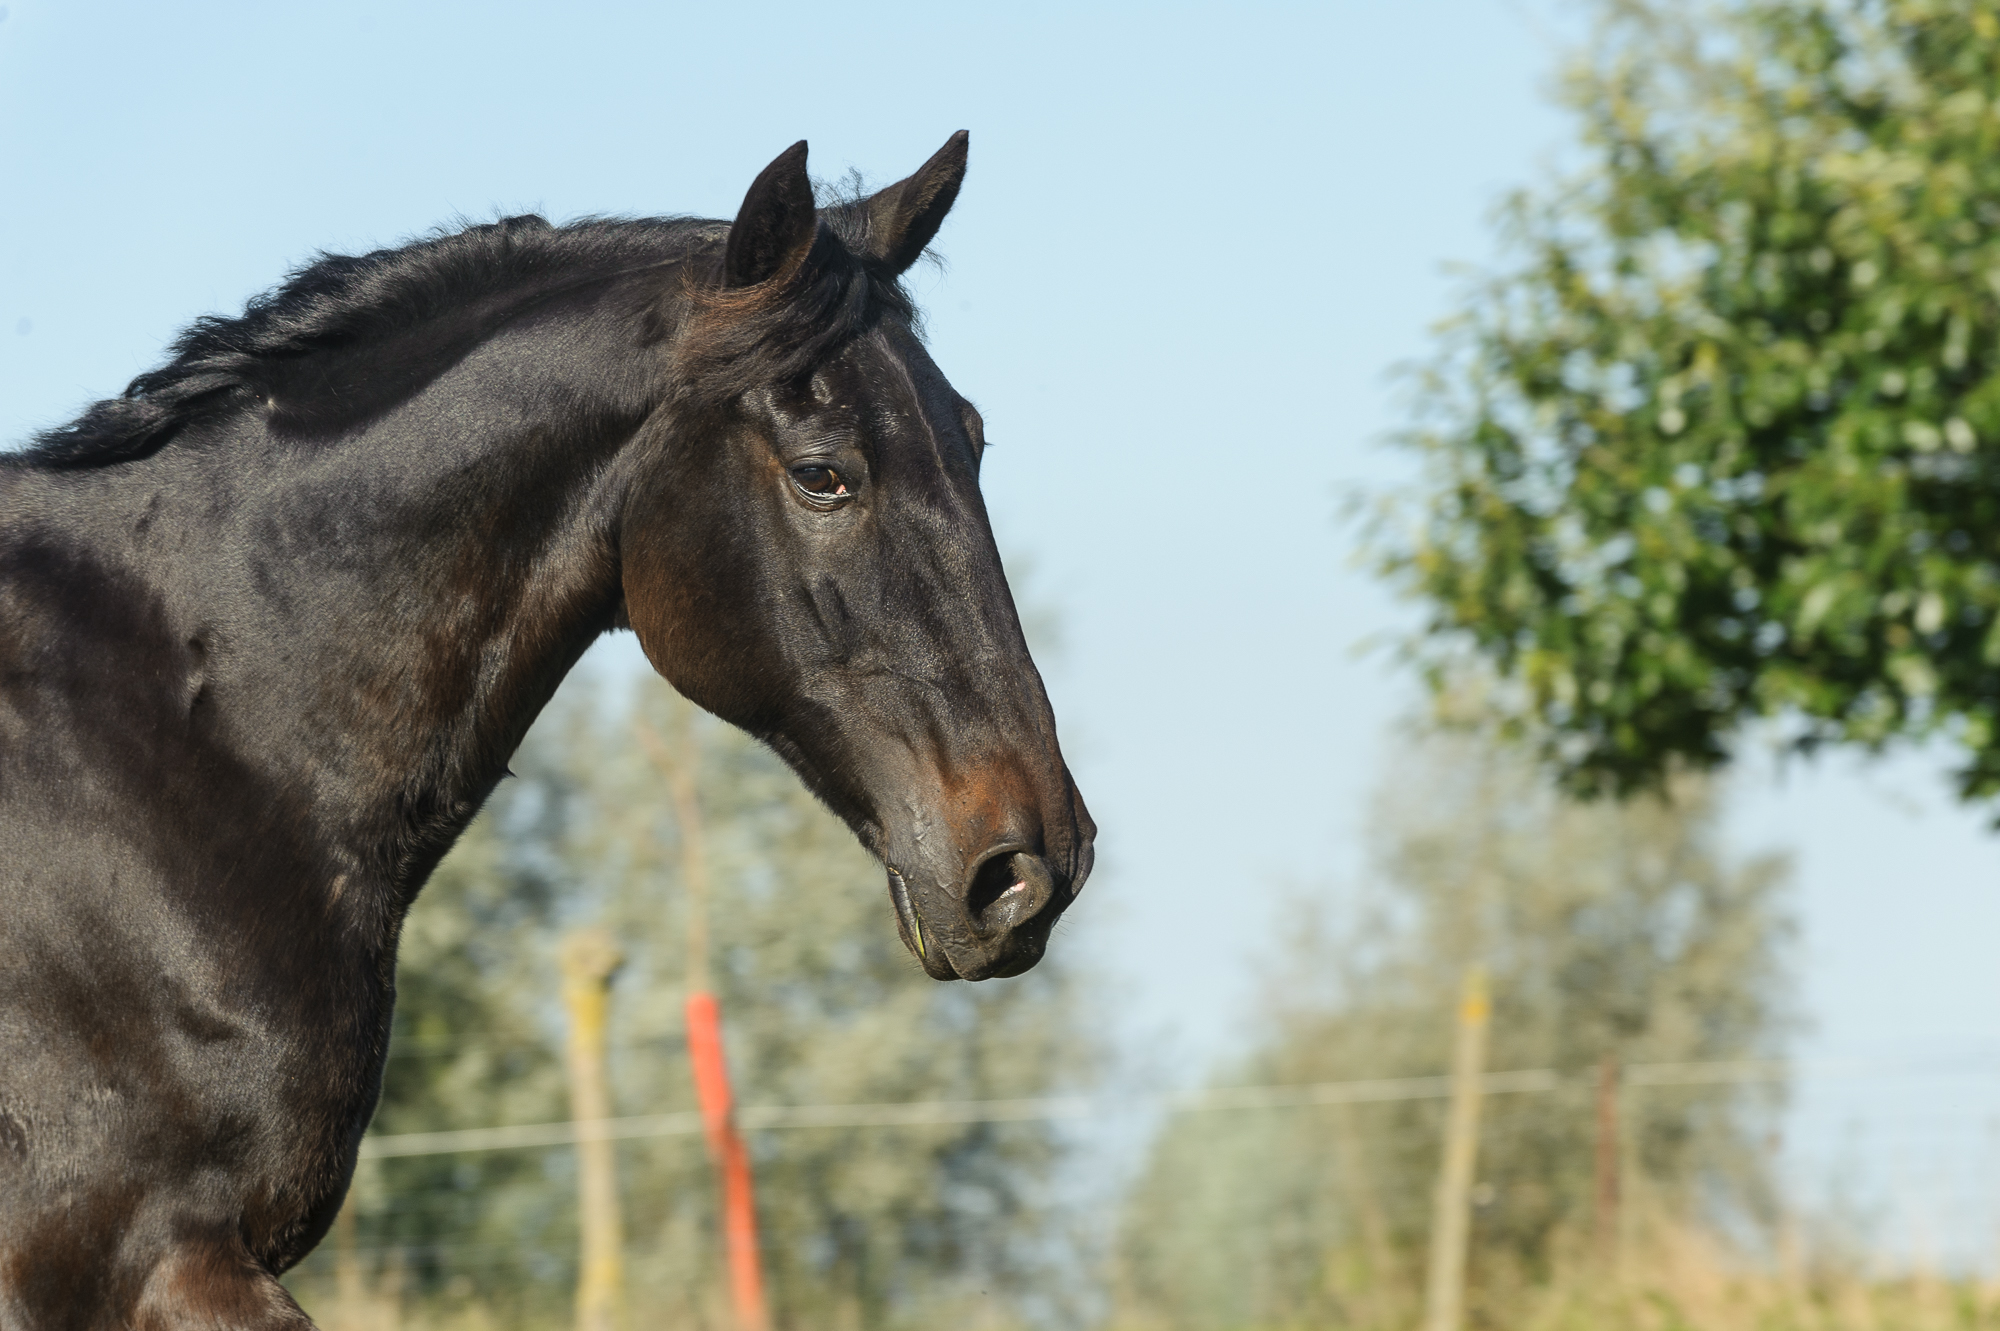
[0,134,1093,1327]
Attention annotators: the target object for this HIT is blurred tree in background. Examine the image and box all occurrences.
[1112,737,1794,1330]
[295,675,1095,1330]
[1379,0,2000,802]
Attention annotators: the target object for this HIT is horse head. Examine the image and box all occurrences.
[621,134,1094,981]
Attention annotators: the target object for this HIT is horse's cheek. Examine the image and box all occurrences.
[621,527,758,723]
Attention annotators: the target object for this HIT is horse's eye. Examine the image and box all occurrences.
[791,465,850,500]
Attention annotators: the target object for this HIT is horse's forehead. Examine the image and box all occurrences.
[803,335,965,449]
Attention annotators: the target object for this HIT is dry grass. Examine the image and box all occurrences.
[299,1213,2000,1331]
[1507,1223,2000,1331]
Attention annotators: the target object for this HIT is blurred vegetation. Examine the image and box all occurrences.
[1110,736,1796,1329]
[279,683,1994,1331]
[1113,1215,2000,1331]
[1378,0,2000,804]
[285,674,1096,1331]
[265,3,2000,1320]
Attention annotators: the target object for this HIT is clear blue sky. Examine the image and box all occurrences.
[5,0,1997,1258]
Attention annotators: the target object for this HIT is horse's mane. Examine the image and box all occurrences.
[23,204,912,469]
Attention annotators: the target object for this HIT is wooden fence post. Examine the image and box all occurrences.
[561,927,625,1331]
[638,713,770,1331]
[1422,964,1490,1331]
[1594,1052,1621,1269]
[332,1195,363,1331]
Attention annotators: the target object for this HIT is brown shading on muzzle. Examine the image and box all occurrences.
[882,756,1095,981]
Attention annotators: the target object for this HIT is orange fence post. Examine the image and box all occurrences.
[638,713,771,1331]
[686,990,770,1331]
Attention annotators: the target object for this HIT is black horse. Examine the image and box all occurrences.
[0,133,1093,1327]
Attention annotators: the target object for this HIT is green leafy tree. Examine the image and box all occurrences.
[1379,0,2000,800]
[1113,738,1794,1329]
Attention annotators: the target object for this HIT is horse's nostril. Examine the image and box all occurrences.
[966,851,1021,922]
[966,848,1055,938]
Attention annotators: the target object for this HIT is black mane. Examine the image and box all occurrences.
[21,205,913,470]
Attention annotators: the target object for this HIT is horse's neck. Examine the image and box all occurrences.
[98,310,653,897]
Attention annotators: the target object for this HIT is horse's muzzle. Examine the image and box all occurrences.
[886,845,1077,981]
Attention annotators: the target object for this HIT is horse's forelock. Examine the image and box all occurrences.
[669,219,914,409]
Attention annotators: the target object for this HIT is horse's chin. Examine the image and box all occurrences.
[916,944,963,981]
[957,949,1042,981]
[939,943,1045,982]
[885,863,1061,981]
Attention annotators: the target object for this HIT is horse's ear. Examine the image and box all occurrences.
[860,130,968,276]
[724,140,817,289]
